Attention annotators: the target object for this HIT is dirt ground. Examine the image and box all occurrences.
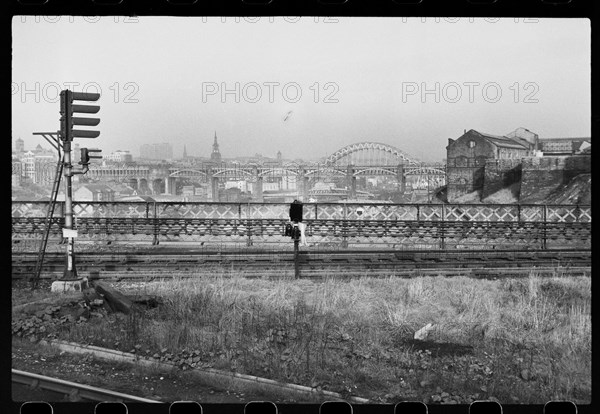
[12,336,254,403]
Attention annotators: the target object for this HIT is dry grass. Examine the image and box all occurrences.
[53,271,590,403]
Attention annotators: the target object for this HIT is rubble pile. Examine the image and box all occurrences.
[12,282,162,341]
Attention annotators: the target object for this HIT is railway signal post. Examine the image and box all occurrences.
[293,226,300,279]
[289,200,303,279]
[53,90,101,289]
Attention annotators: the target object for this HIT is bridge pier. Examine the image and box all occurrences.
[139,179,149,194]
[397,163,406,193]
[151,179,164,195]
[165,177,174,195]
[128,178,138,191]
[211,176,219,201]
[251,166,263,202]
[296,168,309,202]
[253,177,264,202]
[302,177,309,201]
[346,165,356,199]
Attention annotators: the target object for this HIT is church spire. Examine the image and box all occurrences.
[211,131,221,162]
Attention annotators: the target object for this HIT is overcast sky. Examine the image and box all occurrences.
[12,17,590,162]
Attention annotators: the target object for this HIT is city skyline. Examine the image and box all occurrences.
[12,135,291,162]
[12,17,590,163]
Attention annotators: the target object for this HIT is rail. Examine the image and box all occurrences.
[11,249,592,280]
[12,369,160,403]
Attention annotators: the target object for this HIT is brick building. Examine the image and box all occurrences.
[446,129,535,202]
[538,137,591,156]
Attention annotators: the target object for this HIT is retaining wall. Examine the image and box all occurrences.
[519,156,591,203]
[482,159,523,200]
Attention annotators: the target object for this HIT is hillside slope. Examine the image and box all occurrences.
[542,173,591,205]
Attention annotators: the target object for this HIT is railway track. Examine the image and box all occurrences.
[12,369,160,403]
[12,248,591,279]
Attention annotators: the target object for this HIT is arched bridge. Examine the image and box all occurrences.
[85,141,445,199]
[325,142,421,166]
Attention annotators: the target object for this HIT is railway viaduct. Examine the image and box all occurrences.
[84,142,446,200]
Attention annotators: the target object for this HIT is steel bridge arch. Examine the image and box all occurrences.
[258,167,302,178]
[168,169,209,179]
[325,142,421,166]
[405,167,446,176]
[212,168,254,179]
[353,167,398,177]
[304,168,347,178]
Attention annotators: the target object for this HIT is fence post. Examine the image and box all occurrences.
[542,205,547,250]
[152,202,159,245]
[341,203,348,248]
[246,202,253,247]
[440,204,446,250]
[145,202,150,245]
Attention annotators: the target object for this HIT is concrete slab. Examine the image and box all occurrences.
[51,279,88,293]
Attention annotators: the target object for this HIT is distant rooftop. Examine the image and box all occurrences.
[469,130,529,150]
[539,137,590,141]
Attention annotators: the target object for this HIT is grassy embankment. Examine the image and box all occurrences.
[15,271,591,404]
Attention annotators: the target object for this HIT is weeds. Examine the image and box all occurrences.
[17,270,591,404]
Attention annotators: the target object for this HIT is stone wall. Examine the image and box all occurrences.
[446,130,495,202]
[519,155,591,203]
[482,159,523,200]
[446,166,485,202]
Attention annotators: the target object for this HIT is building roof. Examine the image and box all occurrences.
[508,127,537,136]
[539,137,591,142]
[118,195,155,202]
[509,136,534,148]
[469,130,529,150]
[578,142,591,153]
[78,184,115,193]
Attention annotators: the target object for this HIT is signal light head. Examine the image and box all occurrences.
[79,148,102,166]
[60,90,100,141]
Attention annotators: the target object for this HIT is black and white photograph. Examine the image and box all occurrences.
[11,14,591,409]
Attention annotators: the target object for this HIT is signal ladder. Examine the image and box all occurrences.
[31,132,64,289]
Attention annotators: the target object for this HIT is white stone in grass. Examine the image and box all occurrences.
[414,323,435,340]
[51,279,87,293]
